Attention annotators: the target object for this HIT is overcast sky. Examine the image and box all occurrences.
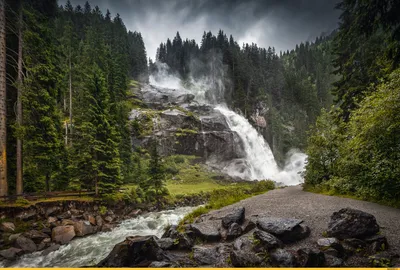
[60,0,341,60]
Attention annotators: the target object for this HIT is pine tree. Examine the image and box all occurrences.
[0,0,7,196]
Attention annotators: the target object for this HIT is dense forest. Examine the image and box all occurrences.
[0,0,147,196]
[304,0,400,205]
[0,0,399,208]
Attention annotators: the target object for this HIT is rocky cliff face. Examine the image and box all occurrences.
[129,84,246,172]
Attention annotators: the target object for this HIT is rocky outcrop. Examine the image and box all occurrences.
[327,208,380,239]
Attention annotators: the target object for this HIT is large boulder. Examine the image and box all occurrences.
[52,225,76,244]
[230,233,264,267]
[221,207,245,228]
[327,208,379,239]
[74,221,96,237]
[257,217,309,243]
[0,222,15,233]
[98,235,163,267]
[193,246,218,265]
[15,235,37,253]
[190,220,221,242]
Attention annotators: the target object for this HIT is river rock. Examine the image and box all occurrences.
[0,247,24,260]
[87,215,96,226]
[52,225,76,244]
[96,216,104,227]
[16,209,37,221]
[257,217,308,243]
[296,248,325,267]
[74,220,96,237]
[61,219,75,226]
[221,207,245,228]
[37,237,52,251]
[191,220,221,241]
[15,235,37,253]
[327,208,379,239]
[230,233,264,267]
[41,244,61,256]
[270,248,296,267]
[104,216,113,223]
[0,222,15,233]
[42,227,52,236]
[253,229,282,250]
[23,230,50,244]
[8,233,21,243]
[317,237,342,249]
[226,222,243,240]
[101,223,115,232]
[98,235,163,267]
[156,238,175,250]
[193,246,218,265]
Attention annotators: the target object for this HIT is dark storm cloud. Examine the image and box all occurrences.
[62,0,340,59]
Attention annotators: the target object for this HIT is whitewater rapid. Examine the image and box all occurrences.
[0,207,194,268]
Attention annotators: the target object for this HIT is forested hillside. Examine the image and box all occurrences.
[0,0,147,195]
[304,0,400,205]
[151,31,337,163]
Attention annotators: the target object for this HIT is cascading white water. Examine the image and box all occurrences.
[0,207,194,268]
[215,105,307,185]
[148,64,307,186]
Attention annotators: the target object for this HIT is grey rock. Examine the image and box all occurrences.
[41,244,61,256]
[95,216,104,227]
[296,248,325,267]
[257,217,308,243]
[23,230,50,244]
[104,216,113,223]
[148,261,172,267]
[0,222,15,233]
[0,247,24,260]
[365,235,389,254]
[191,220,221,242]
[270,248,296,267]
[221,207,245,228]
[98,235,163,267]
[327,208,380,239]
[74,220,96,237]
[15,235,37,253]
[8,233,21,243]
[45,206,61,217]
[16,209,37,221]
[317,237,342,250]
[226,222,243,240]
[156,238,175,250]
[325,255,344,267]
[230,249,263,267]
[253,229,282,250]
[193,246,218,265]
[52,225,76,245]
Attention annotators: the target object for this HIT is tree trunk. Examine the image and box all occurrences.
[69,50,72,145]
[45,173,50,192]
[16,4,23,195]
[0,0,8,196]
[95,175,98,196]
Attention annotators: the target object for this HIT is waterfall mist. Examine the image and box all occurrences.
[148,56,307,186]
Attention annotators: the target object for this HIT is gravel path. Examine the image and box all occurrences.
[207,185,400,253]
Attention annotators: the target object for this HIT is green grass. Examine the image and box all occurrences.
[0,196,94,208]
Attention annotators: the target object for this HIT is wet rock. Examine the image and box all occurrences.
[257,217,308,243]
[253,229,283,250]
[61,219,75,226]
[296,248,325,267]
[325,254,344,267]
[0,222,15,233]
[270,248,296,267]
[101,223,115,232]
[104,216,113,223]
[45,206,61,217]
[95,216,104,228]
[15,235,37,253]
[221,207,245,228]
[148,261,172,267]
[37,238,52,251]
[41,244,61,256]
[156,238,175,250]
[327,208,379,239]
[162,225,178,239]
[16,209,37,221]
[128,209,142,217]
[191,220,221,242]
[317,237,343,252]
[74,221,96,237]
[87,215,96,226]
[0,247,24,260]
[226,223,242,240]
[98,235,163,267]
[52,225,76,245]
[365,235,389,254]
[23,230,50,244]
[193,246,218,265]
